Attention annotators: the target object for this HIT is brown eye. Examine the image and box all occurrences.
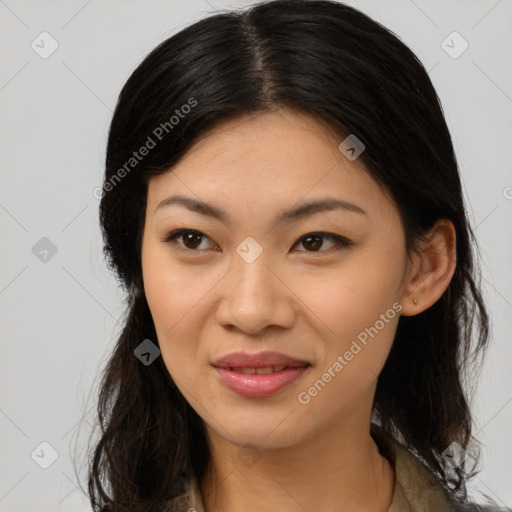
[162,229,217,251]
[295,233,352,252]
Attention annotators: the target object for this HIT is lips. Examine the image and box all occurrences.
[211,351,311,398]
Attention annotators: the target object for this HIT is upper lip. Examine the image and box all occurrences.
[212,351,310,369]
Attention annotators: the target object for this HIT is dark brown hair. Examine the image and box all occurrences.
[85,1,491,510]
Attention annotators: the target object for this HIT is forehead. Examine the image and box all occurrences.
[146,109,398,223]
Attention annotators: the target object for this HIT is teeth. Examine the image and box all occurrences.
[229,365,287,374]
[233,367,256,374]
[256,366,280,375]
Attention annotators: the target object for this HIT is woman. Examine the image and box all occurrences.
[88,1,509,511]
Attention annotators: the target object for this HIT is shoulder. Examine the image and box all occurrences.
[371,425,511,512]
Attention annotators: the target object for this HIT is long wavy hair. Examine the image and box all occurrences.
[84,1,491,510]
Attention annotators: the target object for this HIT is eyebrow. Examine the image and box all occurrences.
[154,194,367,225]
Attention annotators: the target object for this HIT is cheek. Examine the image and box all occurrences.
[295,256,400,331]
[294,253,401,373]
[142,246,208,335]
[296,284,400,420]
[142,249,202,378]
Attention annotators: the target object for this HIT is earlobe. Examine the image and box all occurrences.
[399,219,457,317]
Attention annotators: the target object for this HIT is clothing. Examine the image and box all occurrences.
[162,427,510,512]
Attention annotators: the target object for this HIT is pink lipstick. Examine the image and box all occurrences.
[211,351,310,398]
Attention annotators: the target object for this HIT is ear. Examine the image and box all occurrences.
[399,219,457,317]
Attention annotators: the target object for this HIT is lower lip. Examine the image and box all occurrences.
[213,366,309,398]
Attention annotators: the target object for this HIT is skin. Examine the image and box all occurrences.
[141,108,456,512]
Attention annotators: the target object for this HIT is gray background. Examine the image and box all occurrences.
[0,0,511,510]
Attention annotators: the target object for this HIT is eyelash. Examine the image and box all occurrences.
[161,229,353,254]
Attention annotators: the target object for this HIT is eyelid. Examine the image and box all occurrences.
[161,228,353,253]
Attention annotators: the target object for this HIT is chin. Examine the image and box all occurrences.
[208,417,304,451]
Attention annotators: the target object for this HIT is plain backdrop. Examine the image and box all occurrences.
[0,0,511,510]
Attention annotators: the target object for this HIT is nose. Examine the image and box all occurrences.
[215,251,296,336]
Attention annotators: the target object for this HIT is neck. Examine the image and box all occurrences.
[200,422,395,512]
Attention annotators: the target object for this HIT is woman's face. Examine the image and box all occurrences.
[141,109,414,449]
